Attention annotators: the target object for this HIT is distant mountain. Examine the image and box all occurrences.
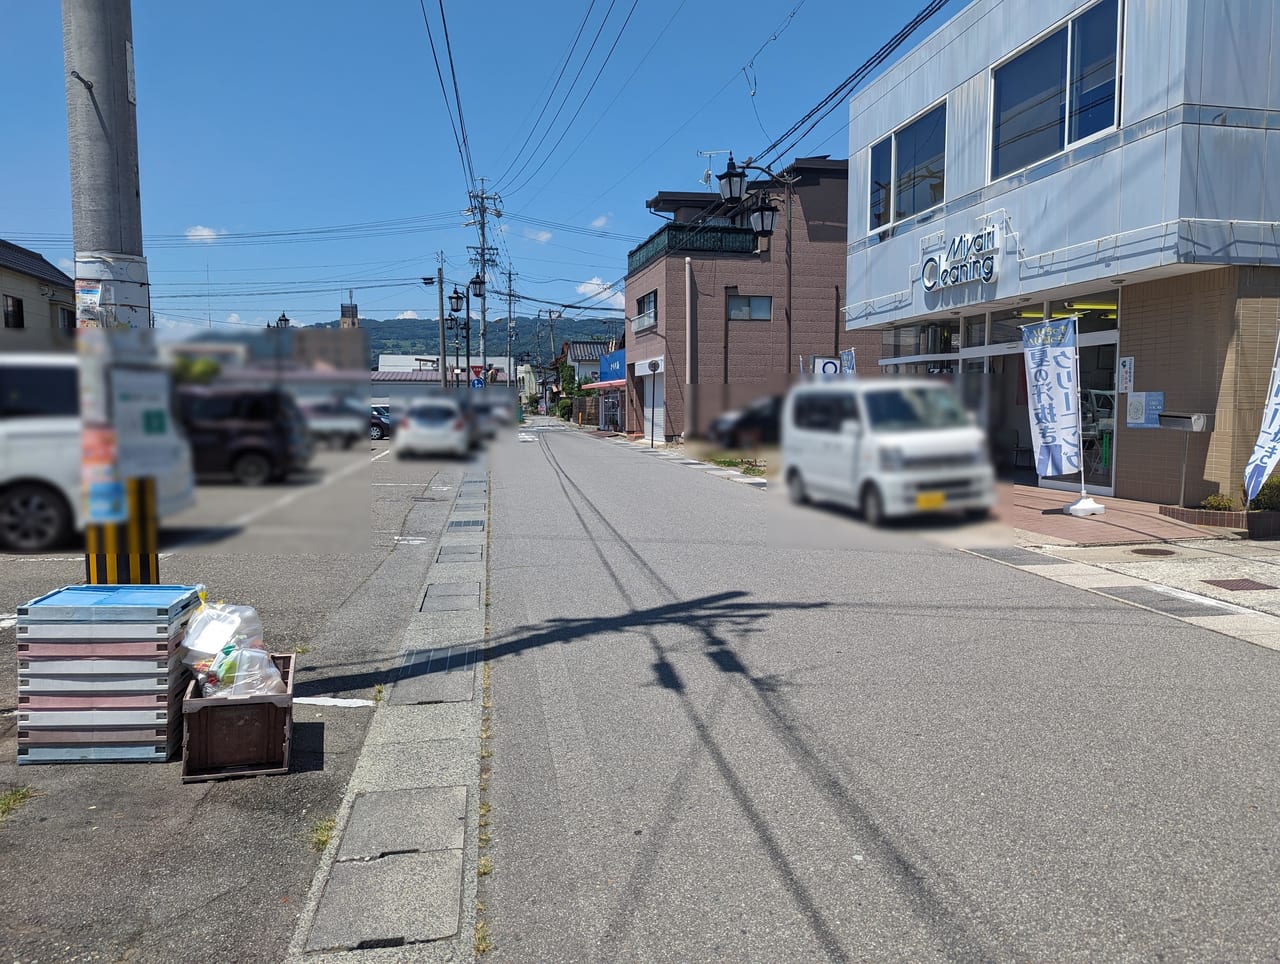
[188,315,623,368]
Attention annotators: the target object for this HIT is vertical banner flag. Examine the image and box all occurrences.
[1245,328,1280,500]
[840,348,857,377]
[1021,317,1081,478]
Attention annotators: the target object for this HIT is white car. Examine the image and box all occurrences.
[393,398,471,458]
[782,377,996,526]
[0,353,196,552]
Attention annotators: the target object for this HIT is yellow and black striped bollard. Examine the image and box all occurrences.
[84,477,159,585]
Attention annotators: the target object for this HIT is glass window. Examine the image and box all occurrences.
[727,295,772,320]
[895,104,947,221]
[964,315,986,348]
[863,386,970,431]
[1070,0,1119,143]
[58,306,75,332]
[992,28,1067,179]
[990,306,1027,344]
[3,294,24,329]
[915,321,958,354]
[0,365,78,417]
[635,291,657,331]
[1052,292,1118,333]
[869,138,892,231]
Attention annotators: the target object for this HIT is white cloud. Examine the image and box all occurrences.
[524,228,553,244]
[185,225,227,242]
[590,213,612,229]
[576,276,624,311]
[57,257,74,272]
[396,310,419,320]
[226,312,242,325]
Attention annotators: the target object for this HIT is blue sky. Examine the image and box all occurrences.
[1,1,956,337]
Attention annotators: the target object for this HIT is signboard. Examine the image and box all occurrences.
[1246,332,1280,499]
[599,349,625,381]
[813,357,840,378]
[1126,391,1164,429]
[840,348,857,377]
[112,369,178,477]
[471,365,484,378]
[471,378,485,389]
[1118,356,1135,394]
[1021,317,1081,477]
[921,224,1000,293]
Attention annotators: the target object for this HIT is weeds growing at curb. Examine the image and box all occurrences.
[292,645,311,655]
[478,856,493,876]
[0,786,36,821]
[474,919,494,954]
[310,818,337,852]
[372,683,385,704]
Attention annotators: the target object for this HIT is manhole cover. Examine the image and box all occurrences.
[1203,578,1278,591]
[1130,548,1175,557]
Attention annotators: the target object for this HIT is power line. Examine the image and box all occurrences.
[417,0,474,195]
[437,0,477,192]
[491,0,601,188]
[503,0,641,198]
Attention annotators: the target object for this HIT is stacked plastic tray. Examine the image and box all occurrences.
[15,585,202,764]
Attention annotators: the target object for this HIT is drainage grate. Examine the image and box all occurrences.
[447,519,485,530]
[1203,578,1278,591]
[1131,548,1176,557]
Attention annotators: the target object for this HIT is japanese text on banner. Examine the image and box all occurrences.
[1021,318,1081,478]
[1245,331,1280,500]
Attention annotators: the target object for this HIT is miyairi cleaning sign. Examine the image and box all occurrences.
[1021,317,1082,478]
[921,224,1000,292]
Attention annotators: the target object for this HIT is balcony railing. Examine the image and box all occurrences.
[627,223,758,275]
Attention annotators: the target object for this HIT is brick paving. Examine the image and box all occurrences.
[996,482,1233,546]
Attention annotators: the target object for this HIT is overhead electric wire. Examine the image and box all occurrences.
[437,0,478,192]
[491,0,601,189]
[493,0,622,195]
[503,0,641,198]
[418,0,475,195]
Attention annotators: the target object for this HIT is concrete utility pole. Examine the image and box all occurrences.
[465,177,502,375]
[506,267,515,394]
[64,0,160,585]
[436,252,446,389]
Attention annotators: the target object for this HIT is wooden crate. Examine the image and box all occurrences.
[181,654,293,783]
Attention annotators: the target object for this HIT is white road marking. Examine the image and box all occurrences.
[372,483,427,486]
[294,696,375,708]
[1146,584,1260,616]
[372,449,391,461]
[0,614,16,630]
[232,456,372,528]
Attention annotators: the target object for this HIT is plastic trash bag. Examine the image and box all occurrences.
[181,596,264,661]
[180,588,284,698]
[196,644,286,698]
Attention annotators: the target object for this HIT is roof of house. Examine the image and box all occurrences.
[566,340,610,363]
[0,240,74,289]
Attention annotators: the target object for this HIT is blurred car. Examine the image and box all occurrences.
[394,398,471,458]
[174,385,312,485]
[782,378,994,527]
[370,406,394,440]
[0,353,195,552]
[469,400,502,439]
[709,395,782,449]
[300,397,365,449]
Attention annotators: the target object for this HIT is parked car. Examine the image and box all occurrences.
[781,378,995,526]
[394,398,471,458]
[0,353,196,552]
[469,400,502,439]
[370,405,394,440]
[709,395,782,449]
[174,385,312,485]
[300,397,365,449]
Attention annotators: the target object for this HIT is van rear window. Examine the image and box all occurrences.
[0,365,78,417]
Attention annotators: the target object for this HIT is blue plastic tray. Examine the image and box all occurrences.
[16,585,201,623]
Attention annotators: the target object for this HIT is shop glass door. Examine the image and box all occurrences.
[1041,340,1116,493]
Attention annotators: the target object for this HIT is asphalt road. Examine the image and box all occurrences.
[484,426,1280,962]
[0,438,487,962]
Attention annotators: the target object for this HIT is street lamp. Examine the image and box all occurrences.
[446,313,464,389]
[448,286,474,388]
[719,154,800,376]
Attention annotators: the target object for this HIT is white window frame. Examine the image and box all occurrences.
[987,0,1124,185]
[867,96,949,237]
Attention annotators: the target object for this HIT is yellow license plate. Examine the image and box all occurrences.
[915,491,946,510]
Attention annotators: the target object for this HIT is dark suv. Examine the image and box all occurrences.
[174,386,313,485]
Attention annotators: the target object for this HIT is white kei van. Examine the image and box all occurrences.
[781,378,996,526]
[0,353,195,552]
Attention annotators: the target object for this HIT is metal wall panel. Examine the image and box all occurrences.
[1118,127,1170,231]
[948,74,991,198]
[1195,0,1277,110]
[1194,126,1267,223]
[1122,0,1189,122]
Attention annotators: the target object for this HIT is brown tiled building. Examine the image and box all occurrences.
[622,157,881,443]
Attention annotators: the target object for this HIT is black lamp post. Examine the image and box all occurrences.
[719,154,799,376]
[446,313,463,389]
[448,286,472,389]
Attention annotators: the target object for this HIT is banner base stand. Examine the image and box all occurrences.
[1065,496,1106,517]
